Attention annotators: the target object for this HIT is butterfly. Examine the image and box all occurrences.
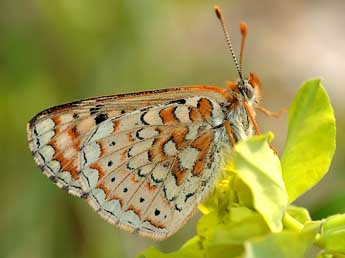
[27,6,278,240]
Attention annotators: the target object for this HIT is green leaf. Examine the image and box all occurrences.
[137,236,204,258]
[197,211,220,241]
[209,208,269,245]
[227,133,288,232]
[136,247,167,258]
[283,205,312,232]
[286,205,311,225]
[244,221,321,258]
[317,251,345,258]
[198,208,269,258]
[281,79,336,203]
[319,214,345,253]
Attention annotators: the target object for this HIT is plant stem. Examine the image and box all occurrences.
[282,213,304,232]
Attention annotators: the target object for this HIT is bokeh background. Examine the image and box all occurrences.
[1,1,344,258]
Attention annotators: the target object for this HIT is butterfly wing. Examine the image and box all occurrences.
[27,85,232,240]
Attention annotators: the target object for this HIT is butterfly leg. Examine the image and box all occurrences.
[256,105,287,118]
[243,101,261,135]
[224,120,236,146]
[244,101,278,154]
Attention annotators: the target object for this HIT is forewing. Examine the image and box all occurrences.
[27,86,229,239]
[27,86,231,196]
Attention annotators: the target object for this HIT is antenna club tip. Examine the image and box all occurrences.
[240,21,248,36]
[214,5,222,19]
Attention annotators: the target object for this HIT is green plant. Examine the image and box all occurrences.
[137,79,342,258]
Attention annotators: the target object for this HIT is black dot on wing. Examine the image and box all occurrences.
[107,160,113,167]
[95,113,108,125]
[111,177,116,182]
[154,209,160,216]
[123,187,128,193]
[139,197,145,203]
[121,110,126,114]
[110,141,116,146]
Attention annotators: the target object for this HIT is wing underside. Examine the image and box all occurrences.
[27,85,232,240]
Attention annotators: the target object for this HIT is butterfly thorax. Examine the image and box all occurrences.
[223,73,262,142]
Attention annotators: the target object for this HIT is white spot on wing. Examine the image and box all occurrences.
[174,106,191,123]
[179,147,199,170]
[82,142,101,166]
[138,127,159,139]
[88,120,113,142]
[163,140,178,157]
[142,109,163,125]
[38,130,55,146]
[121,210,141,227]
[102,199,122,219]
[39,145,55,161]
[90,188,106,208]
[185,96,201,107]
[185,124,200,140]
[35,119,55,135]
[47,160,61,173]
[58,171,72,185]
[80,167,99,190]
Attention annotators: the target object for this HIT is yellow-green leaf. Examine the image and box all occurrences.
[136,236,203,258]
[227,134,288,232]
[281,79,336,203]
[319,214,345,253]
[199,208,269,258]
[286,205,311,225]
[244,221,321,258]
[317,251,345,258]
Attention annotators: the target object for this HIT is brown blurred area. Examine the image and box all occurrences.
[0,1,344,258]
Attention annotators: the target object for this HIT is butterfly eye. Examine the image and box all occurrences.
[242,84,254,99]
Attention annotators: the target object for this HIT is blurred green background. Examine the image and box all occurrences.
[1,1,344,258]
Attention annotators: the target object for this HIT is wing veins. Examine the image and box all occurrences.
[140,156,177,222]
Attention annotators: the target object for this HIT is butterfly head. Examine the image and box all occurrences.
[227,72,262,103]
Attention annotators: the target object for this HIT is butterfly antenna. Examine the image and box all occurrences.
[214,5,244,81]
[239,22,248,71]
